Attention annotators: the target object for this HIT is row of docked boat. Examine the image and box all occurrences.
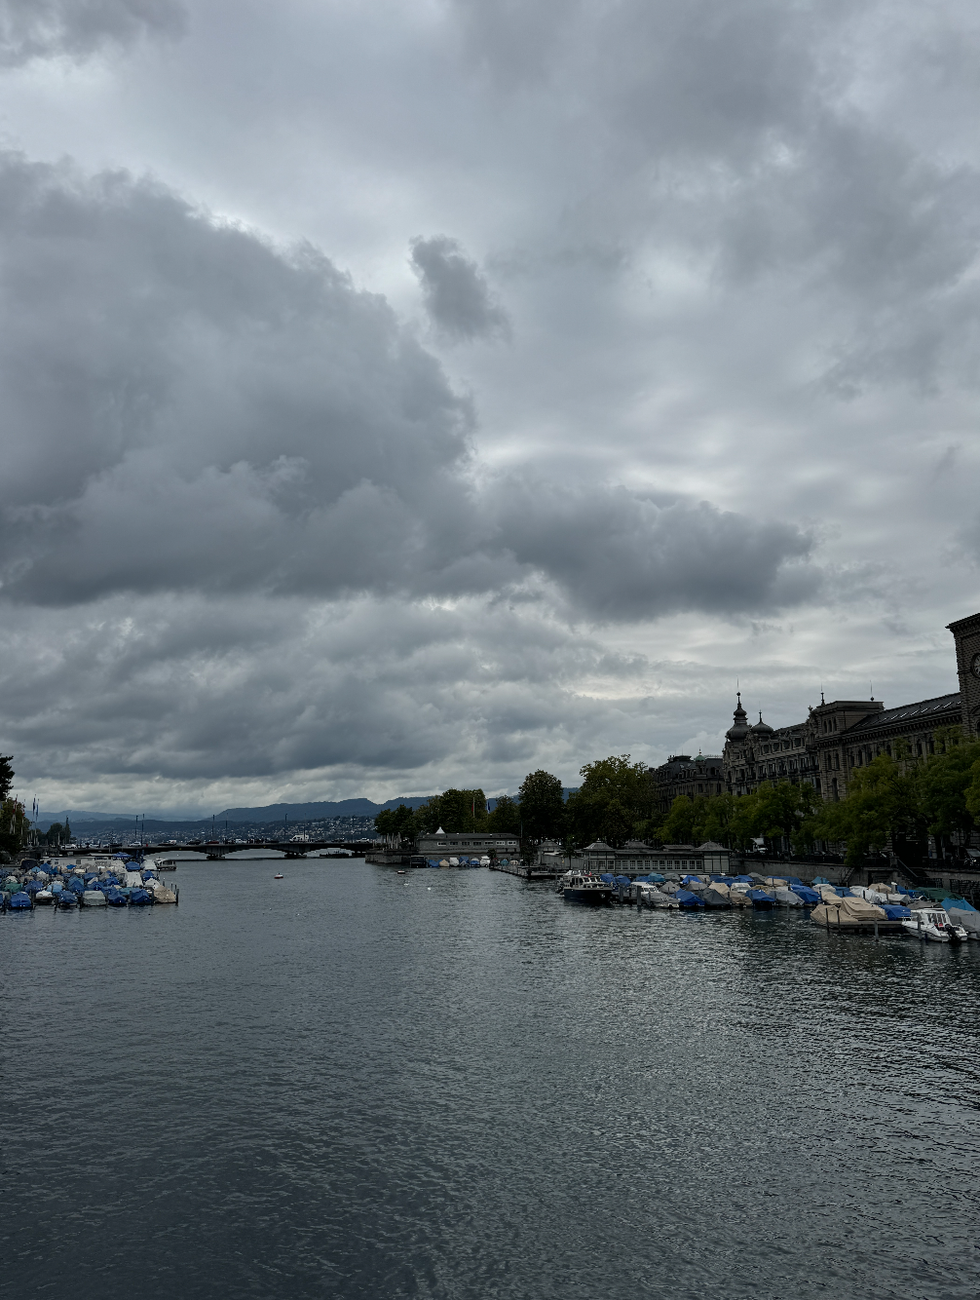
[555,869,979,941]
[1,857,178,911]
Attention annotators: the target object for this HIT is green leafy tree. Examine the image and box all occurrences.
[517,770,566,842]
[920,738,980,851]
[565,755,652,847]
[0,798,28,858]
[40,821,66,846]
[0,755,13,801]
[816,755,925,866]
[374,804,418,841]
[487,794,521,834]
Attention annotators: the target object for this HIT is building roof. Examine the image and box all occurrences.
[844,692,961,736]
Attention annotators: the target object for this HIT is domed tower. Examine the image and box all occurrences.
[751,712,774,738]
[725,692,749,742]
[723,692,750,794]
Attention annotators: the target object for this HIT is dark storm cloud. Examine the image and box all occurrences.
[491,482,819,621]
[0,0,184,65]
[0,153,815,620]
[410,236,510,342]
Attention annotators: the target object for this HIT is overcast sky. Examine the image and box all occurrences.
[1,0,979,816]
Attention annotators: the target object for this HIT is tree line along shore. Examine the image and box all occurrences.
[374,731,980,869]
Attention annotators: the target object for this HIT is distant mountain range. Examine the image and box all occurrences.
[46,796,437,829]
[43,789,578,832]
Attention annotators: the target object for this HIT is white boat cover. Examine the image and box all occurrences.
[125,871,143,887]
[81,890,107,906]
[774,887,802,907]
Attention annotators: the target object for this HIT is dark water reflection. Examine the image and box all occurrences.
[4,862,979,1299]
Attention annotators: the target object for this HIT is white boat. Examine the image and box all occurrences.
[81,890,107,907]
[902,908,968,943]
[636,883,679,909]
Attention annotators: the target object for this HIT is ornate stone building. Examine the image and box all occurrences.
[650,610,980,806]
[649,753,726,814]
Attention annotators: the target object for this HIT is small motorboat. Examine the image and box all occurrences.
[396,869,406,875]
[558,871,612,904]
[274,873,284,879]
[903,908,968,943]
[635,884,679,909]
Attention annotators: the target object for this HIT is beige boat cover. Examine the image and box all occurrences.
[707,881,730,899]
[763,877,787,886]
[812,896,888,926]
[729,888,752,907]
[151,883,177,903]
[816,884,843,903]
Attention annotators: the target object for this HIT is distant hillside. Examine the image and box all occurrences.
[48,788,578,832]
[213,797,434,821]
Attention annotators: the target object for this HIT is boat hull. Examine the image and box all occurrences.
[563,887,612,905]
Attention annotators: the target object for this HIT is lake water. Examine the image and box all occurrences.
[4,860,979,1299]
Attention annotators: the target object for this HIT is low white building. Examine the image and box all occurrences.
[540,839,731,876]
[416,830,520,858]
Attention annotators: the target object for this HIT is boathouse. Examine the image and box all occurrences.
[416,830,520,858]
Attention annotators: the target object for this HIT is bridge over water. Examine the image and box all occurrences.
[140,840,377,861]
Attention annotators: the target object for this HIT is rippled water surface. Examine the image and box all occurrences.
[4,860,980,1299]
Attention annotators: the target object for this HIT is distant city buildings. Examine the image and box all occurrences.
[649,610,980,805]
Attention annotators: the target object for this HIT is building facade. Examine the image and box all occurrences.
[649,753,726,813]
[416,831,520,858]
[649,611,980,805]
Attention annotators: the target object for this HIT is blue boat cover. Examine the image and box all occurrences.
[733,875,753,883]
[599,873,615,883]
[67,878,85,894]
[747,888,775,902]
[942,896,977,912]
[129,889,152,905]
[9,892,32,908]
[675,889,705,907]
[881,905,911,919]
[791,885,820,904]
[614,875,631,885]
[812,876,831,884]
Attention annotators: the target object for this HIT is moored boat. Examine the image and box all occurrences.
[558,871,612,904]
[902,908,968,943]
[747,888,776,911]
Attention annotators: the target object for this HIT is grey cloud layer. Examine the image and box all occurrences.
[0,0,183,65]
[1,0,976,805]
[0,155,816,620]
[410,236,510,342]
